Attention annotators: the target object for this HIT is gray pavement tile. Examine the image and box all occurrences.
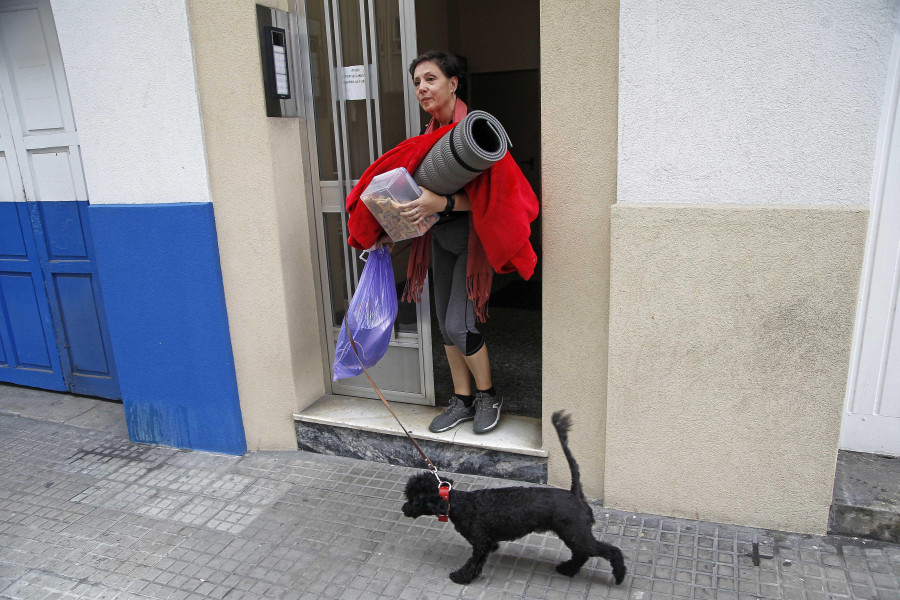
[0,412,899,600]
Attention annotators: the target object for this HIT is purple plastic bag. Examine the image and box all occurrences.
[333,246,398,381]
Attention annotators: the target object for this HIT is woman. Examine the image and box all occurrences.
[396,51,500,435]
[351,50,538,434]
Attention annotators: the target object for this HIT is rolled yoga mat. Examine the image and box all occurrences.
[413,110,511,195]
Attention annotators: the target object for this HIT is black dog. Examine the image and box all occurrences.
[402,411,627,585]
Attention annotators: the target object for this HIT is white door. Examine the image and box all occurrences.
[841,18,900,457]
[0,0,86,203]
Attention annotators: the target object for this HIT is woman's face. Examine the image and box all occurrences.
[413,60,457,118]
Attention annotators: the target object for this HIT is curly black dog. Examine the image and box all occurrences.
[402,410,627,585]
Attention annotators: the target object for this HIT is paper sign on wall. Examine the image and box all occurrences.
[342,65,370,100]
[273,45,289,96]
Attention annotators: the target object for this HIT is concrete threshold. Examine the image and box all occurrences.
[829,450,900,544]
[294,395,548,483]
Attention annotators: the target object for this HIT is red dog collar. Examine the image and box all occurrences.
[438,481,451,522]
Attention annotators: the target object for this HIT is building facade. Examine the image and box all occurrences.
[1,0,897,535]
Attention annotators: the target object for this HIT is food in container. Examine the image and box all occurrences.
[361,167,438,242]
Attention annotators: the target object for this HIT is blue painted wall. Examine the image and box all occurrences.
[89,202,246,455]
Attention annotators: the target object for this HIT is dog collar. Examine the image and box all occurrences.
[438,481,451,522]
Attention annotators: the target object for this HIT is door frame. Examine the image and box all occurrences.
[841,11,900,456]
[294,0,436,405]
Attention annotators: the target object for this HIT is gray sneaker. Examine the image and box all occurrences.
[429,396,475,433]
[473,391,503,434]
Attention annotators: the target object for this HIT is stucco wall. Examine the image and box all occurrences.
[606,0,897,533]
[51,0,210,205]
[606,205,868,533]
[186,0,325,450]
[618,0,898,207]
[540,0,618,498]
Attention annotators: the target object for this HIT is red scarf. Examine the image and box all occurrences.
[346,99,539,321]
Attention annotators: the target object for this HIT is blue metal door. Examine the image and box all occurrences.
[0,201,119,398]
[0,202,66,391]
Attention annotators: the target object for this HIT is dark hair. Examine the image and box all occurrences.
[408,50,466,97]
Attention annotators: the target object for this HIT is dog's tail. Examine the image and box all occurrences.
[552,410,586,504]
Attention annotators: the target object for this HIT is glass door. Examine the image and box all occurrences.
[298,0,434,404]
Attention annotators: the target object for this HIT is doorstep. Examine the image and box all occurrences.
[294,395,548,483]
[829,450,900,543]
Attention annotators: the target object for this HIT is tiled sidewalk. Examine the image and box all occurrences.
[0,410,898,599]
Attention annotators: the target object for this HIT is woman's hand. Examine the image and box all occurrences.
[399,187,446,227]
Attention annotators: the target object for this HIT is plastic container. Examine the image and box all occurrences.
[361,167,438,242]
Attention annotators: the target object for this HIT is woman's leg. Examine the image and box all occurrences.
[434,219,501,433]
[432,218,485,395]
[428,221,479,433]
[461,344,491,391]
[470,341,501,434]
[444,344,473,396]
[443,342,492,394]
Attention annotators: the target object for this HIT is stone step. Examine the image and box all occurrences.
[294,395,547,483]
[829,450,900,543]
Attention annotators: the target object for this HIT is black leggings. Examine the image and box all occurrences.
[431,217,484,356]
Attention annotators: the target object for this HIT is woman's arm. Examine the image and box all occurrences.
[399,187,470,227]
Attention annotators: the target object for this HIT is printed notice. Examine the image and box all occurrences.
[273,46,289,96]
[342,65,369,101]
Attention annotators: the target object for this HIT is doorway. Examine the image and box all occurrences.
[416,0,542,419]
[299,0,541,418]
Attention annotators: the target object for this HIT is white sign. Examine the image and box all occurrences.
[273,46,289,96]
[342,65,370,101]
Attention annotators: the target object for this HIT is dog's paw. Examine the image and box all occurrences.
[609,548,627,585]
[449,568,475,585]
[555,561,581,577]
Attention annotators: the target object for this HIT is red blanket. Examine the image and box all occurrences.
[346,125,540,280]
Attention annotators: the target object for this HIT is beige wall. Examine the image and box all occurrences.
[605,204,868,533]
[186,0,325,450]
[540,0,619,498]
[605,0,894,533]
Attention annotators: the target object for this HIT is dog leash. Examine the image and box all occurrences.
[344,321,452,521]
[344,319,445,478]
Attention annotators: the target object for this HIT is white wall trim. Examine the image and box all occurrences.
[842,8,900,450]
